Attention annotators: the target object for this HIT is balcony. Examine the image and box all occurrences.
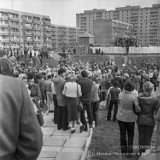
[26,32,33,36]
[10,17,19,22]
[0,16,9,20]
[26,38,33,42]
[0,31,9,35]
[35,32,41,35]
[25,25,32,29]
[0,23,9,27]
[1,38,10,42]
[11,38,19,42]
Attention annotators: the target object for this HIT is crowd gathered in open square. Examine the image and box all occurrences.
[1,47,160,160]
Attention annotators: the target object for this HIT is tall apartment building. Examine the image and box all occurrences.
[94,19,133,46]
[0,8,52,49]
[76,4,160,46]
[52,24,81,52]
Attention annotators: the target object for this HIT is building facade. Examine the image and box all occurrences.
[0,8,80,51]
[94,19,133,46]
[0,8,52,49]
[52,24,81,53]
[76,4,160,46]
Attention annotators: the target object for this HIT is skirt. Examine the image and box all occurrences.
[66,97,79,121]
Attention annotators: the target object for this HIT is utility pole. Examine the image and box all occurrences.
[11,0,13,10]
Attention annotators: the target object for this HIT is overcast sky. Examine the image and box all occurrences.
[0,0,159,27]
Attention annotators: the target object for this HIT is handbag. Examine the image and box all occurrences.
[36,111,44,126]
[33,100,44,126]
[77,83,83,111]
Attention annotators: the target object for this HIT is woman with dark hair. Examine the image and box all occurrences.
[0,58,13,76]
[116,80,141,157]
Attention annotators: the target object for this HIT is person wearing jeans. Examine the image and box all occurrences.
[116,81,141,157]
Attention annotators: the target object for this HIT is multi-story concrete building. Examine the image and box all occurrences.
[94,19,133,46]
[0,8,52,49]
[76,4,160,46]
[52,24,81,52]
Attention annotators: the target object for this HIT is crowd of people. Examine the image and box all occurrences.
[1,51,160,159]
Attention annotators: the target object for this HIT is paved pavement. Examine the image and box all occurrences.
[38,112,92,160]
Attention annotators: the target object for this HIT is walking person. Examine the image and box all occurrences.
[62,74,82,133]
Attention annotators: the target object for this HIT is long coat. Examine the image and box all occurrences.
[0,75,43,160]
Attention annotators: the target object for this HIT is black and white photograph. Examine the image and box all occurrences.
[1,0,160,159]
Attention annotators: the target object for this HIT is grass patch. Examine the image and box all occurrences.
[87,110,157,160]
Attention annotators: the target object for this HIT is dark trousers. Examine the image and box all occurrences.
[107,99,118,121]
[57,106,68,130]
[53,94,58,123]
[80,100,93,128]
[91,101,99,126]
[138,125,154,154]
[118,121,135,154]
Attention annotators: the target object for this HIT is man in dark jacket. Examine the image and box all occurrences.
[78,70,93,131]
[0,74,43,160]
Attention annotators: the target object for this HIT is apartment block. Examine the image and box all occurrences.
[76,4,160,46]
[94,19,133,46]
[0,8,52,49]
[52,24,82,52]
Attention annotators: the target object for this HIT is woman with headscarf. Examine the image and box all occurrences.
[0,58,13,76]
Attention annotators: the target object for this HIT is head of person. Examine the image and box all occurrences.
[27,73,35,86]
[112,79,119,88]
[47,74,52,80]
[0,58,13,76]
[58,68,66,77]
[81,70,88,78]
[70,74,77,82]
[143,81,154,94]
[124,80,135,92]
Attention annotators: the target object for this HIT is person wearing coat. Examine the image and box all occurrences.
[137,81,160,154]
[116,80,141,156]
[0,58,42,160]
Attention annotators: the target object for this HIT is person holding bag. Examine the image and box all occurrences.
[62,74,82,133]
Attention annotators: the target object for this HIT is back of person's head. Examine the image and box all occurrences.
[36,73,42,80]
[112,79,119,87]
[27,72,35,80]
[70,74,77,82]
[47,74,52,79]
[143,81,154,93]
[124,80,134,92]
[58,68,66,76]
[81,70,88,78]
[0,58,13,76]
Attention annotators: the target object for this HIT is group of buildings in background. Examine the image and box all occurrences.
[0,3,160,51]
[0,8,81,52]
[77,3,160,46]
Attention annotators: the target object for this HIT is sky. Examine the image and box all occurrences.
[0,0,160,27]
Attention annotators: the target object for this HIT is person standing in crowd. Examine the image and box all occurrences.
[45,74,54,112]
[51,76,58,124]
[37,73,46,106]
[62,74,82,133]
[116,81,141,157]
[0,58,42,160]
[107,79,121,122]
[27,73,42,108]
[78,70,93,131]
[54,68,70,130]
[137,81,160,155]
[90,77,100,127]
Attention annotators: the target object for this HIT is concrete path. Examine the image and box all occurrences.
[38,112,93,160]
